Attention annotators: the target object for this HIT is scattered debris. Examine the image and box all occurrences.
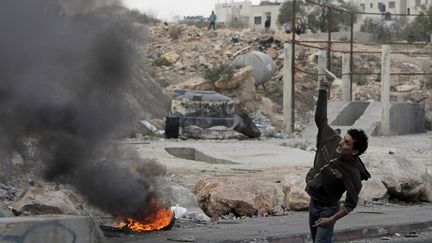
[167,236,196,242]
[404,231,419,238]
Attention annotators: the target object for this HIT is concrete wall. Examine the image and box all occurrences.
[0,216,105,243]
[303,101,426,138]
[331,102,370,126]
[388,103,426,135]
[215,1,252,25]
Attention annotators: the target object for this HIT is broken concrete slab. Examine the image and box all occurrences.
[0,215,104,243]
[11,185,84,216]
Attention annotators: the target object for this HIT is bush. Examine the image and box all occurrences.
[153,55,171,66]
[353,67,371,86]
[203,64,234,83]
[168,26,183,40]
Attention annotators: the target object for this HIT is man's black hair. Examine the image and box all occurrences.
[347,129,368,156]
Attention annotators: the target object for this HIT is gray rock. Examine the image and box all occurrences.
[166,185,198,208]
[11,151,24,166]
[282,175,309,211]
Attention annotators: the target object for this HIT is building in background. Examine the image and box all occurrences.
[352,0,431,15]
[215,0,431,32]
[215,0,282,30]
[349,0,432,31]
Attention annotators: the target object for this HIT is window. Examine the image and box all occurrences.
[389,1,395,8]
[407,8,410,15]
[360,4,365,11]
[239,5,242,9]
[370,3,373,8]
[254,16,262,25]
[415,0,421,6]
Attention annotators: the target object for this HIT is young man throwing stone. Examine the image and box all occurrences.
[305,78,371,243]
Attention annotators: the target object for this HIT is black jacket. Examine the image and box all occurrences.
[305,87,371,213]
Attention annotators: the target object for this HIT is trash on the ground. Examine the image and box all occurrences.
[139,120,159,133]
[0,184,20,201]
[167,236,195,242]
[404,231,419,238]
[171,204,187,219]
[381,236,392,240]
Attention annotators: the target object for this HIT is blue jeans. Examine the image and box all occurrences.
[209,22,215,30]
[309,199,340,243]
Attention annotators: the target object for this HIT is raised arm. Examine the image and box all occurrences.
[315,79,338,146]
[315,79,330,129]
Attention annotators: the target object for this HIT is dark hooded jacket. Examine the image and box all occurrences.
[305,88,371,213]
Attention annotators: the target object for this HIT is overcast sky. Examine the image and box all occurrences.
[122,0,261,21]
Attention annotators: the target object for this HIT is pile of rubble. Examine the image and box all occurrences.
[138,23,431,134]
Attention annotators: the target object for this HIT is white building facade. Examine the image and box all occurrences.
[215,1,282,30]
[349,0,432,31]
[215,0,431,31]
[352,0,431,15]
[215,1,253,26]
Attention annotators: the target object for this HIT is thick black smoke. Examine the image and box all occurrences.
[0,0,165,219]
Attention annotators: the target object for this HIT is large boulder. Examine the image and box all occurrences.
[193,178,277,217]
[128,71,171,119]
[382,177,425,202]
[359,178,387,201]
[11,185,84,216]
[382,171,432,203]
[282,175,309,211]
[362,150,432,203]
[214,66,253,91]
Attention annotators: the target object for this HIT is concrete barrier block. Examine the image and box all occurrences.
[0,215,104,243]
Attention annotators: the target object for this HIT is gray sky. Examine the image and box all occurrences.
[122,0,261,21]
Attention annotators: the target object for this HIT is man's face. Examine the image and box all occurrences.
[336,133,359,157]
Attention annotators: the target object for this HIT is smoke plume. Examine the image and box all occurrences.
[0,0,165,219]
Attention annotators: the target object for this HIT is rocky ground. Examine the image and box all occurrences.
[139,23,432,131]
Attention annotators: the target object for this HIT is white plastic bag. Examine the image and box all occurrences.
[170,204,187,219]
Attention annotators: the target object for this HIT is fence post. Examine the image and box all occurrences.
[381,45,391,136]
[283,43,293,134]
[318,49,327,84]
[342,53,351,101]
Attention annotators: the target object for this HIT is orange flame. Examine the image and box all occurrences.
[113,198,174,232]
